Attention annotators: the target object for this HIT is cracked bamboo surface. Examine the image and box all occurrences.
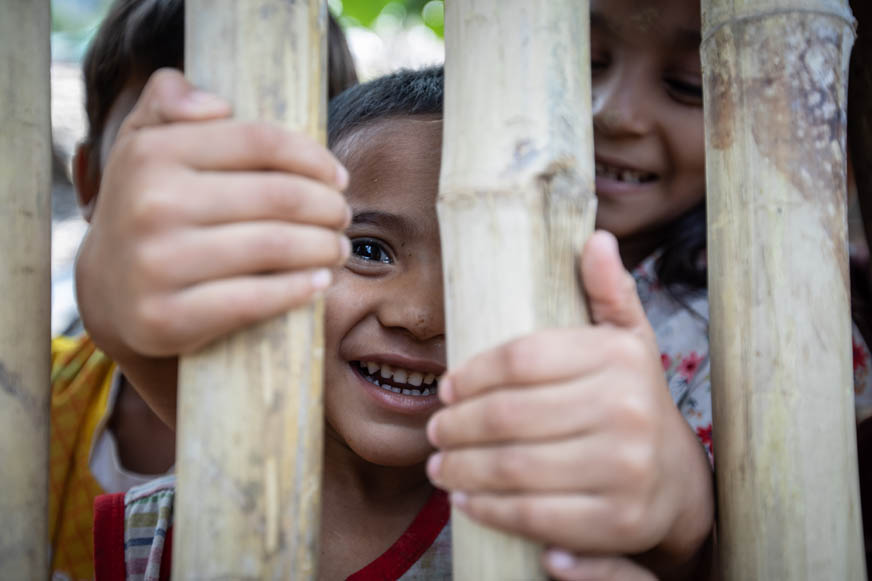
[0,1,52,577]
[174,2,326,578]
[702,0,864,578]
[438,1,595,579]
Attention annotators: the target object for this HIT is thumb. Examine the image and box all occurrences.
[118,68,231,138]
[580,230,648,333]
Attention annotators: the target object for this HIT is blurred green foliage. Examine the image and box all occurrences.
[336,0,444,37]
[50,0,444,61]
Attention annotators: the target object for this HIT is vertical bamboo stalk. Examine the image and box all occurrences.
[438,2,595,579]
[174,2,326,579]
[702,0,865,578]
[0,0,52,577]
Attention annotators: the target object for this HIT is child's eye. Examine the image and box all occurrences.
[351,238,392,264]
[665,77,703,106]
[591,54,610,75]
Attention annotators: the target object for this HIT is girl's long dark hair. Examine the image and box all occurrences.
[655,201,707,292]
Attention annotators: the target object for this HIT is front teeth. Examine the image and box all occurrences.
[595,163,652,184]
[356,361,438,397]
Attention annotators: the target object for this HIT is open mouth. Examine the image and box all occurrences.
[351,361,439,397]
[595,162,658,184]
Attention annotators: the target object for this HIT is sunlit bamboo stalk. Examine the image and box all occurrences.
[702,0,865,577]
[438,1,596,578]
[174,2,327,578]
[0,0,52,578]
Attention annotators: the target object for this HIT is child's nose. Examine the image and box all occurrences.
[592,70,653,137]
[377,270,445,343]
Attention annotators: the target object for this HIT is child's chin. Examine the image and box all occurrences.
[352,433,433,468]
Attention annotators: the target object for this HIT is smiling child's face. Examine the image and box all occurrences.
[324,116,446,468]
[590,0,706,241]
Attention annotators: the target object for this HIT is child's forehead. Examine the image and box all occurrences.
[336,117,442,211]
[590,0,701,45]
[334,116,443,171]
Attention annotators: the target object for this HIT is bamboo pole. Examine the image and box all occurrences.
[438,2,595,579]
[174,2,326,578]
[0,0,52,577]
[702,0,865,578]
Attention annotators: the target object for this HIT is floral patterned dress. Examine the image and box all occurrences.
[633,252,872,462]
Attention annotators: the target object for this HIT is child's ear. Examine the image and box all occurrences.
[73,142,100,222]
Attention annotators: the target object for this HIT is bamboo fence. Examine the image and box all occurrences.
[2,0,868,578]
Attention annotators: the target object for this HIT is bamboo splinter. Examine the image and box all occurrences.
[438,1,596,579]
[174,2,327,578]
[0,0,52,578]
[702,0,865,578]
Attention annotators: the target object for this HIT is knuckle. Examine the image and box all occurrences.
[244,123,283,156]
[612,500,647,541]
[119,131,157,168]
[132,296,177,350]
[502,338,533,380]
[612,391,656,432]
[617,442,657,484]
[491,448,528,484]
[130,189,174,232]
[607,331,647,364]
[132,242,169,285]
[512,497,546,533]
[481,397,516,437]
[251,225,293,264]
[266,178,303,215]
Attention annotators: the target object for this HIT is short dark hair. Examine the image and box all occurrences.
[328,66,443,147]
[82,0,358,178]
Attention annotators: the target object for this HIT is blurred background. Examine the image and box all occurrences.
[50,0,445,336]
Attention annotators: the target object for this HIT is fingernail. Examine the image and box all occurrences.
[311,268,332,290]
[450,491,468,508]
[426,453,443,484]
[335,164,350,189]
[339,236,351,261]
[546,549,577,571]
[597,230,620,257]
[438,377,454,404]
[426,414,440,447]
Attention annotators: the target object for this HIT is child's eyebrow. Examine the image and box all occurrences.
[351,210,417,238]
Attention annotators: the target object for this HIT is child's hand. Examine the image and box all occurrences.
[426,231,714,580]
[76,69,350,425]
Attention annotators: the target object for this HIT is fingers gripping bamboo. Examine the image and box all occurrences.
[175,3,326,579]
[0,0,52,577]
[438,2,595,579]
[702,0,865,578]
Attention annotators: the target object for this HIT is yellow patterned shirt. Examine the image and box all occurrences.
[50,335,115,581]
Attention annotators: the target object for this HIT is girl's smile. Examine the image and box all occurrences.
[590,0,706,265]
